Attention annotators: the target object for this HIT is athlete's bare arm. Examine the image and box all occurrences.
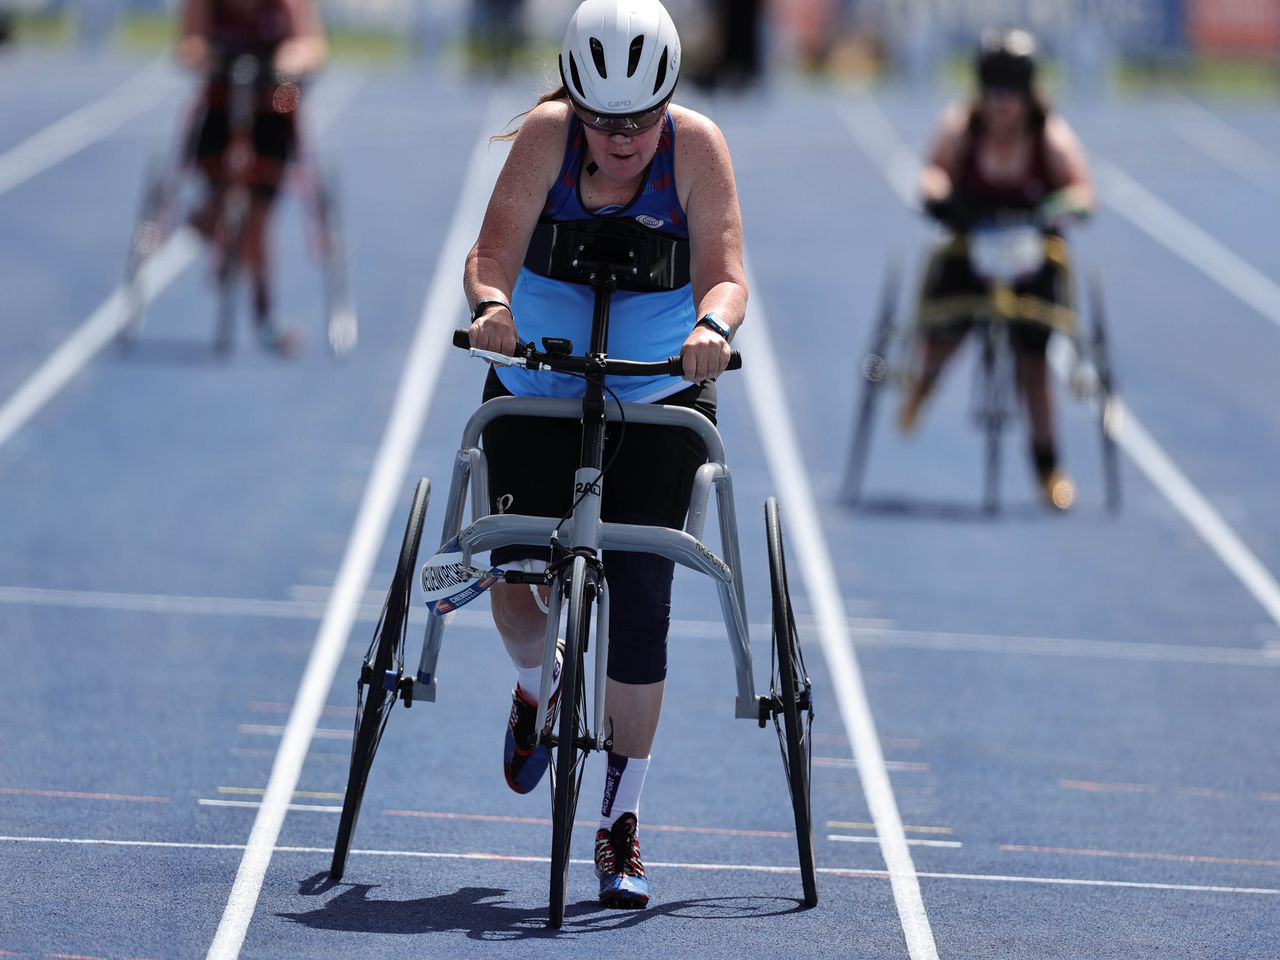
[465,101,571,356]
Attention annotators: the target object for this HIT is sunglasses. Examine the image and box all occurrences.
[573,99,669,135]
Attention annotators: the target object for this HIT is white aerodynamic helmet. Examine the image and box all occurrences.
[559,0,682,118]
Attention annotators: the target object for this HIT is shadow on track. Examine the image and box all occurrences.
[282,872,805,940]
[112,337,236,366]
[841,495,1053,523]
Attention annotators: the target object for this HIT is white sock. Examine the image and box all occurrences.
[515,644,562,702]
[515,664,542,700]
[600,752,649,829]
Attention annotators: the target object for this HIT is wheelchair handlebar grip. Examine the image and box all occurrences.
[453,329,471,349]
[663,350,742,376]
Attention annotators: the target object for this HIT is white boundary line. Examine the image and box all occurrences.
[1166,100,1280,201]
[841,94,1280,634]
[1094,158,1280,332]
[203,115,508,960]
[0,227,199,450]
[737,256,939,959]
[0,73,366,455]
[0,59,177,197]
[5,835,1277,896]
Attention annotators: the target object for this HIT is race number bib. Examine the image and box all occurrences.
[419,535,501,615]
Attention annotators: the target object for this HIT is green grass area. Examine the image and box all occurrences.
[1116,55,1280,98]
[110,13,411,65]
[8,10,76,46]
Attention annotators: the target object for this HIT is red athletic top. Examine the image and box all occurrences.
[955,116,1064,211]
[209,0,292,52]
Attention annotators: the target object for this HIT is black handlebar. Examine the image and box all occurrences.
[452,328,741,377]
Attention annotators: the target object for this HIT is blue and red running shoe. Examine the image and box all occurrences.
[502,649,562,794]
[595,812,649,908]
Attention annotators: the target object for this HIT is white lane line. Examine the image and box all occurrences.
[235,724,351,739]
[6,835,1277,896]
[7,581,1277,665]
[0,227,200,450]
[0,73,365,455]
[814,756,930,773]
[737,257,939,959]
[846,622,1280,668]
[1094,157,1280,332]
[1166,100,1280,201]
[830,835,964,849]
[1108,399,1280,626]
[842,94,1280,634]
[199,799,344,812]
[909,870,1280,897]
[0,59,178,197]
[203,114,509,960]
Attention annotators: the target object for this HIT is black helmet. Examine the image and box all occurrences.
[976,28,1036,92]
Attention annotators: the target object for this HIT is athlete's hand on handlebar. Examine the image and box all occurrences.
[468,305,519,358]
[452,328,741,378]
[923,191,985,233]
[679,324,732,383]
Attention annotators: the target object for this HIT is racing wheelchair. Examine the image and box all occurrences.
[118,48,355,356]
[326,229,817,928]
[841,214,1121,514]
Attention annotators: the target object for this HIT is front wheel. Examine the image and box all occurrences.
[330,477,430,880]
[548,554,592,928]
[764,498,818,908]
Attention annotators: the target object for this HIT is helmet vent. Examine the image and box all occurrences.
[627,35,644,77]
[568,53,586,98]
[590,37,608,78]
[652,46,668,95]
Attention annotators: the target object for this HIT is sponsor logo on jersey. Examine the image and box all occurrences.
[636,214,665,229]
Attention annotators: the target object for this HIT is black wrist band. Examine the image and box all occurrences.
[471,298,512,322]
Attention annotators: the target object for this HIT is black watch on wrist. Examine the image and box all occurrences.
[696,311,730,338]
[472,298,512,322]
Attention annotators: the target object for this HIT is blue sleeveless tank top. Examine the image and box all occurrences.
[499,112,695,403]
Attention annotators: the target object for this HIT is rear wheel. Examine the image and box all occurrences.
[215,190,247,356]
[315,169,357,357]
[119,159,170,348]
[764,498,818,908]
[974,321,1012,515]
[330,477,430,880]
[548,554,592,928]
[1089,270,1122,513]
[841,260,901,504]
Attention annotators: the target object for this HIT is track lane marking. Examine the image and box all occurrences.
[737,255,939,958]
[0,73,364,454]
[5,835,1278,896]
[841,94,1280,635]
[6,582,1278,666]
[1001,844,1280,869]
[0,787,167,803]
[0,59,176,197]
[203,109,509,960]
[1166,100,1280,201]
[383,809,794,838]
[830,835,963,848]
[1095,157,1280,332]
